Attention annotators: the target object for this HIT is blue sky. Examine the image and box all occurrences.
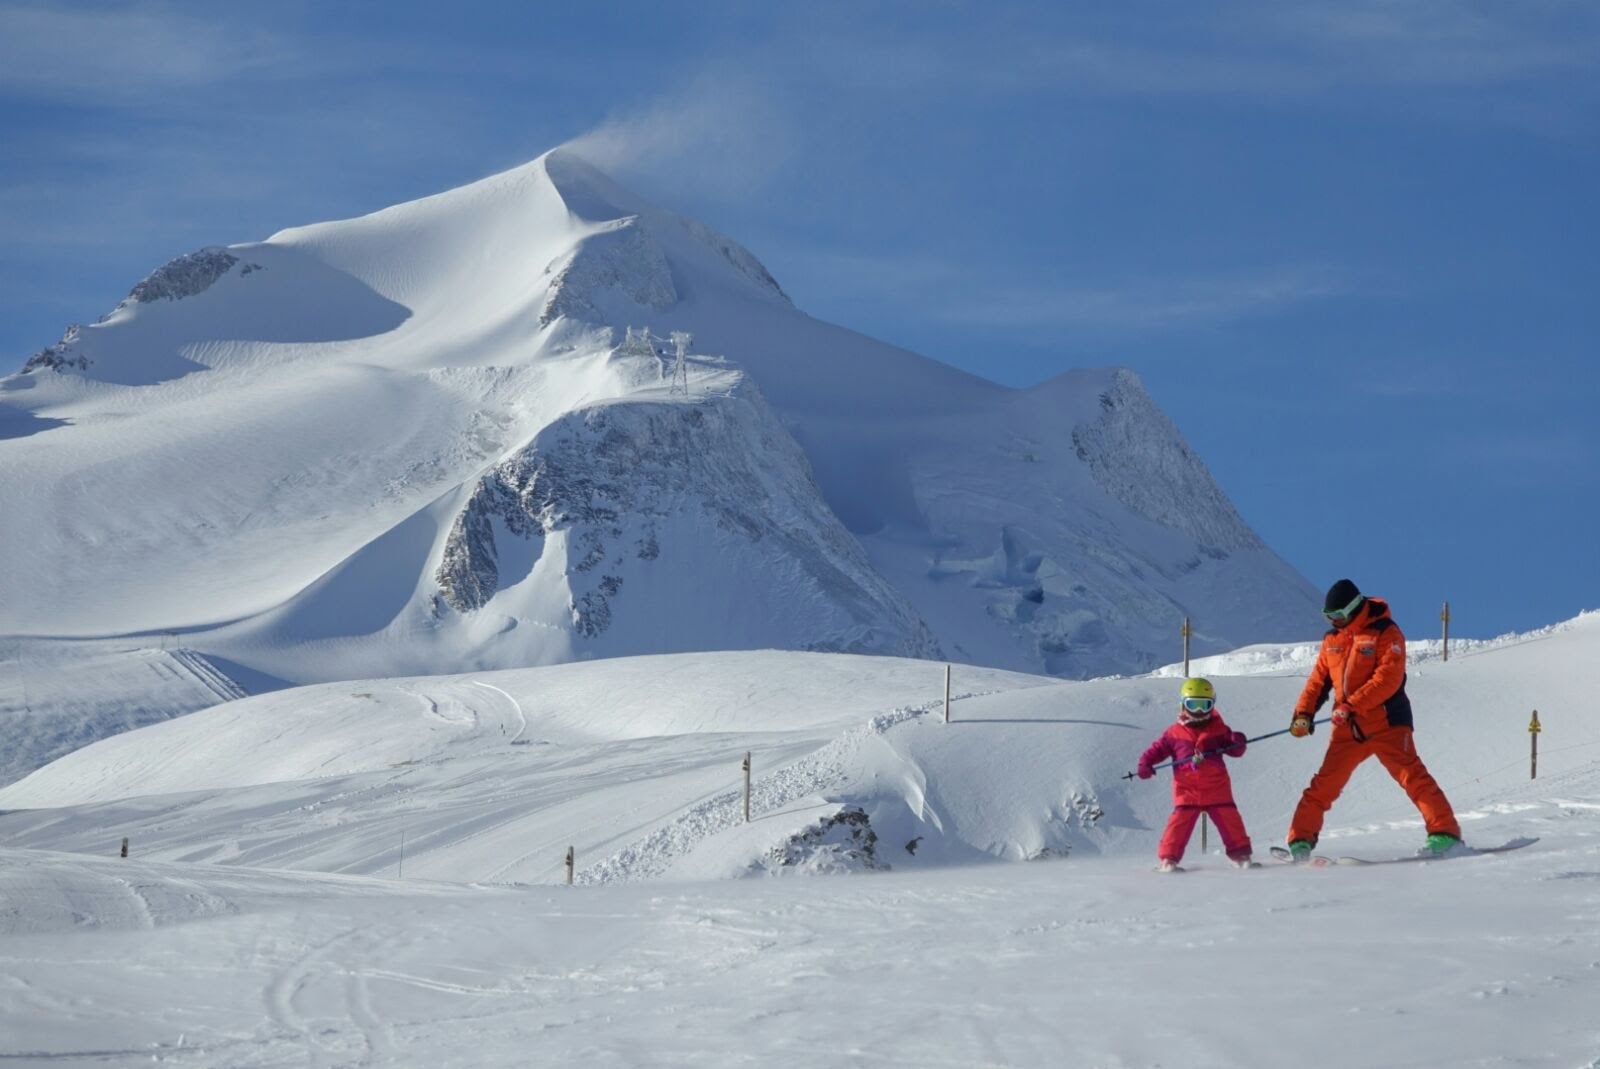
[3,1,1596,639]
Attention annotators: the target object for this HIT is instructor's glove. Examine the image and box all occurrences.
[1289,713,1314,738]
[1332,703,1355,727]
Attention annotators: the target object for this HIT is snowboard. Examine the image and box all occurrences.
[1268,846,1331,867]
[1333,837,1538,866]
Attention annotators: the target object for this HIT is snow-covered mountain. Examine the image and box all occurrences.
[1,148,1317,725]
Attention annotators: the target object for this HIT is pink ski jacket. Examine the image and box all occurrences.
[1137,715,1247,807]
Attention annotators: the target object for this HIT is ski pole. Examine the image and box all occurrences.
[1122,718,1329,780]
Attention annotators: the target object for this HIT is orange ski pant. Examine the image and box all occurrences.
[1288,724,1460,845]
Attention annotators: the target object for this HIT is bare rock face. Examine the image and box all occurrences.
[124,248,248,305]
[753,806,887,875]
[540,220,678,327]
[435,377,940,658]
[22,325,90,374]
[20,247,265,375]
[435,495,508,616]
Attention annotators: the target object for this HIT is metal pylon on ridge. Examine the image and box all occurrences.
[669,331,692,394]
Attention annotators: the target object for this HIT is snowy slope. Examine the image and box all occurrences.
[5,614,1596,885]
[0,642,244,787]
[2,148,1316,720]
[0,653,1053,882]
[1,614,1598,1066]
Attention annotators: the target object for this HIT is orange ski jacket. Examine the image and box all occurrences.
[1294,596,1414,736]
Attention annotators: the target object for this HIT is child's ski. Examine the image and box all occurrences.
[1334,837,1538,866]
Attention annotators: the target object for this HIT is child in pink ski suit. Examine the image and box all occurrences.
[1137,679,1253,868]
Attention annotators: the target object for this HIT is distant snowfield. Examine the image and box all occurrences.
[2,616,1598,1065]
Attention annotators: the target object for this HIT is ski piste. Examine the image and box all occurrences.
[1270,838,1537,867]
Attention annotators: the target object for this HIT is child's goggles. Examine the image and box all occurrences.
[1181,697,1215,714]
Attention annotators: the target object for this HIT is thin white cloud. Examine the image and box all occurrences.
[805,3,1598,100]
[984,40,1331,97]
[1449,428,1595,486]
[0,2,290,101]
[785,251,1353,332]
[0,3,547,107]
[969,271,1350,330]
[1356,375,1466,399]
[1264,0,1600,88]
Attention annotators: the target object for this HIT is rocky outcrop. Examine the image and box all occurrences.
[435,498,507,615]
[126,248,241,304]
[539,220,678,327]
[22,325,90,373]
[20,247,265,375]
[753,806,886,875]
[435,376,940,658]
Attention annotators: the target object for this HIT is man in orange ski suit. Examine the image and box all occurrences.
[1286,579,1461,852]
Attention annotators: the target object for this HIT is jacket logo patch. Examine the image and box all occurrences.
[1359,646,1375,657]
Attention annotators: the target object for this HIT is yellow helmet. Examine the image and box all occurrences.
[1178,677,1216,723]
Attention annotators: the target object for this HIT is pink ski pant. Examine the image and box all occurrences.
[1159,803,1252,862]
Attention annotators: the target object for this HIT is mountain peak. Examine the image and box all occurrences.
[539,148,791,308]
[13,149,794,385]
[538,148,651,224]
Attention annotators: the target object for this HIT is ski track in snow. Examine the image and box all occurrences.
[3,813,1599,1067]
[471,679,528,743]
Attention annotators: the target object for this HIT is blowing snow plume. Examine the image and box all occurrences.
[558,72,795,201]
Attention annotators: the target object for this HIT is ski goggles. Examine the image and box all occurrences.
[1323,594,1364,623]
[1181,697,1215,714]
